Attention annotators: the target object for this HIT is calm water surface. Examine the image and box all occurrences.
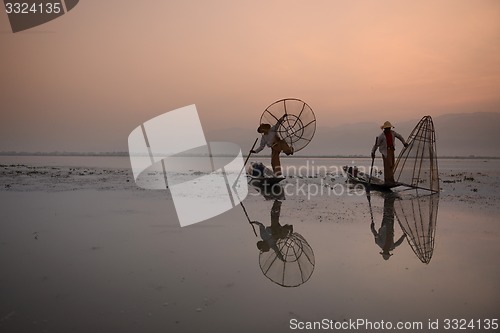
[0,157,499,333]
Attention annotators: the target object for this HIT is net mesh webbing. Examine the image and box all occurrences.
[259,232,315,287]
[260,98,316,153]
[395,193,439,264]
[394,116,439,192]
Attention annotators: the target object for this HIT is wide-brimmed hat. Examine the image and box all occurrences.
[257,123,271,133]
[380,251,393,260]
[380,121,394,129]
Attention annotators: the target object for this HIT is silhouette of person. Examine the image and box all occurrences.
[251,200,293,261]
[371,121,409,185]
[371,194,406,260]
[250,115,294,176]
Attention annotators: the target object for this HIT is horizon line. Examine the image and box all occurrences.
[0,151,499,159]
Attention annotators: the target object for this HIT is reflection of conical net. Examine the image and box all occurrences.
[395,193,439,264]
[259,233,315,287]
[394,116,439,192]
[260,98,316,152]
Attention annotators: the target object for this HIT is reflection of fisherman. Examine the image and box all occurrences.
[371,194,406,260]
[371,121,408,185]
[251,115,294,176]
[251,200,293,261]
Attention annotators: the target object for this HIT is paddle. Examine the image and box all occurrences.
[368,137,377,191]
[232,138,259,189]
[366,138,377,226]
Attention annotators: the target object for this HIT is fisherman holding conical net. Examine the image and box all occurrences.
[371,121,409,186]
[251,115,294,176]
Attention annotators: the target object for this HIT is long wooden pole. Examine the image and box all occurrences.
[232,138,259,189]
[368,136,377,191]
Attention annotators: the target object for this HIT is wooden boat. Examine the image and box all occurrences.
[247,162,285,186]
[343,166,399,192]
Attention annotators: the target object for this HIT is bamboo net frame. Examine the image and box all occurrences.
[395,193,439,264]
[394,116,439,192]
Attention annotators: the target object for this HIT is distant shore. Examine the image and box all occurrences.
[0,152,499,159]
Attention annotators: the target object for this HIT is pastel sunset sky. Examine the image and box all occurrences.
[1,0,499,152]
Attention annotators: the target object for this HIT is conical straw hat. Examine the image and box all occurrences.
[381,121,394,129]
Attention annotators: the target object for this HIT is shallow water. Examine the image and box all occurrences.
[0,158,499,333]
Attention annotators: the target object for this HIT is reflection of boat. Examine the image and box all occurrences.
[250,180,285,201]
[395,193,439,264]
[249,177,285,186]
[343,166,399,192]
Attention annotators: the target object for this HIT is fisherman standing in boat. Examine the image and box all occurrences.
[251,114,294,176]
[371,121,409,185]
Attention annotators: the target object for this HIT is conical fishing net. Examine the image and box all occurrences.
[259,232,315,287]
[394,116,439,192]
[395,193,439,264]
[260,98,316,152]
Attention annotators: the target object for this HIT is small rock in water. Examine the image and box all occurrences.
[195,308,202,312]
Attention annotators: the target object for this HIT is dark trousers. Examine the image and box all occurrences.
[271,140,293,176]
[382,147,395,184]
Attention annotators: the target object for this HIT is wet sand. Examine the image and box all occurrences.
[1,157,499,332]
